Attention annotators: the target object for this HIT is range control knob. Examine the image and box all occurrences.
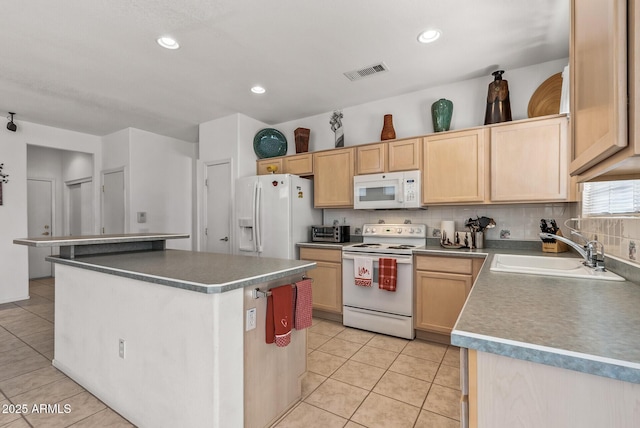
[396,228,402,233]
[409,228,414,233]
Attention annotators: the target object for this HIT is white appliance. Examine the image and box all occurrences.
[353,170,421,210]
[236,174,321,259]
[342,223,426,339]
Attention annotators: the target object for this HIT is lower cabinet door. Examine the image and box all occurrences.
[307,261,342,313]
[415,271,472,334]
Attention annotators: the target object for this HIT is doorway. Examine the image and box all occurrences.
[27,178,54,279]
[67,178,94,235]
[101,168,125,234]
[204,160,232,254]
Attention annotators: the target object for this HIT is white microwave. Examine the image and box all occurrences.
[353,170,421,209]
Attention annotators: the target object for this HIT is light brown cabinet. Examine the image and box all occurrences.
[256,158,283,175]
[313,147,355,208]
[356,143,386,174]
[422,129,489,204]
[283,153,313,176]
[355,138,422,175]
[573,0,640,181]
[299,247,342,314]
[491,116,569,202]
[414,255,483,335]
[388,138,422,171]
[256,153,313,176]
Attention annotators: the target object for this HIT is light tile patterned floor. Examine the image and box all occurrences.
[1,280,461,427]
[0,278,133,427]
[273,319,461,428]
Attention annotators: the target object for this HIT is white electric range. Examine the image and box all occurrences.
[341,224,426,339]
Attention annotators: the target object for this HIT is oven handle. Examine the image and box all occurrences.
[342,252,413,263]
[344,306,411,320]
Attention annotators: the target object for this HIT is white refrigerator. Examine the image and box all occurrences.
[236,174,322,259]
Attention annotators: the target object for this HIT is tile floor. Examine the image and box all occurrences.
[1,279,461,428]
[273,320,461,428]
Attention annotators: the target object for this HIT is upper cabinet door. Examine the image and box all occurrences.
[388,138,422,172]
[313,148,355,208]
[356,143,386,175]
[422,129,488,204]
[570,0,627,175]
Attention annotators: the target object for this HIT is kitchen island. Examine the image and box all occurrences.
[14,234,315,428]
[449,250,640,428]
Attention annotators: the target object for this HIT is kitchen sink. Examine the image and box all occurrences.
[490,254,625,281]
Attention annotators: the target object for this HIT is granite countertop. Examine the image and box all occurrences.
[448,250,640,384]
[14,233,189,247]
[47,250,315,294]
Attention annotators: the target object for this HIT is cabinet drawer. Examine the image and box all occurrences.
[415,256,472,274]
[300,247,342,263]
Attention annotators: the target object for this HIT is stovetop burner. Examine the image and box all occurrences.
[351,243,381,248]
[388,244,415,249]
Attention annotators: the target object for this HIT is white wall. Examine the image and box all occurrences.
[27,146,64,237]
[272,58,569,156]
[0,120,102,303]
[128,128,195,250]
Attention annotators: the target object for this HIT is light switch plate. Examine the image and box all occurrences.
[137,212,147,223]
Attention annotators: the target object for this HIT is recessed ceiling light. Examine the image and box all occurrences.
[251,86,266,94]
[157,36,180,50]
[417,29,441,44]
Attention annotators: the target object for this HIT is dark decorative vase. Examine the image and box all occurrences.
[484,70,512,125]
[294,127,310,153]
[431,98,453,132]
[380,114,396,140]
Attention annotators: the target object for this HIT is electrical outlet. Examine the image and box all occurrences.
[246,308,257,331]
[119,338,126,359]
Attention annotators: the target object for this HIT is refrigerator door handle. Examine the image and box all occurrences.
[255,181,263,253]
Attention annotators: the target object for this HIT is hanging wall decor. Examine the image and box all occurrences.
[0,163,9,206]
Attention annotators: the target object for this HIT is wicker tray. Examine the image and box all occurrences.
[528,72,563,118]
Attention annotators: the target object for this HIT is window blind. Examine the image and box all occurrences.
[582,180,640,216]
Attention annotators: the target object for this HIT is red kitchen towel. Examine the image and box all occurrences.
[354,257,373,287]
[294,279,313,330]
[378,258,397,291]
[265,284,293,347]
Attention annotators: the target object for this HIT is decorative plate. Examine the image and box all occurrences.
[253,128,287,159]
[527,72,563,118]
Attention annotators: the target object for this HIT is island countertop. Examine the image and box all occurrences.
[47,250,315,294]
[450,251,640,384]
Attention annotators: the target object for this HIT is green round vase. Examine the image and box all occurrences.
[431,98,453,132]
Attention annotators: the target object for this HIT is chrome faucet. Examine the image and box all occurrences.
[539,232,606,271]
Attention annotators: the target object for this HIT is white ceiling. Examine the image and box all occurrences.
[1,0,569,143]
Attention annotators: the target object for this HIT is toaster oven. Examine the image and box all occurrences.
[311,225,350,243]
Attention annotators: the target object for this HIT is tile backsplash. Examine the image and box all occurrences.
[324,203,640,267]
[573,217,640,266]
[323,203,577,242]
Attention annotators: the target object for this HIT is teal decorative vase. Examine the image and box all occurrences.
[431,98,453,132]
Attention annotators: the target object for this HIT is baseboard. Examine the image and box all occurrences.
[415,329,451,345]
[312,309,343,323]
[0,294,30,305]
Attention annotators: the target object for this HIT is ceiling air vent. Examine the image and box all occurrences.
[344,62,389,81]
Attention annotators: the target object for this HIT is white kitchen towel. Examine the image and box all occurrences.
[354,257,373,287]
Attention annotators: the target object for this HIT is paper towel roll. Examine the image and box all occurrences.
[441,221,455,245]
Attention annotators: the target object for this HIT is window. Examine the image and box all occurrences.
[582,180,640,216]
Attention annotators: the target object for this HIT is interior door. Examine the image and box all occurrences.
[205,161,232,254]
[102,170,125,234]
[68,179,93,235]
[27,178,53,279]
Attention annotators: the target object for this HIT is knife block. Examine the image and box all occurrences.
[541,229,569,253]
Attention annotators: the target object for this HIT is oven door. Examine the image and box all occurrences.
[353,173,404,209]
[342,252,413,315]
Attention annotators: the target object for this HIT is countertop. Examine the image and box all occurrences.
[47,250,315,294]
[449,250,640,384]
[13,232,189,247]
[299,240,640,384]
